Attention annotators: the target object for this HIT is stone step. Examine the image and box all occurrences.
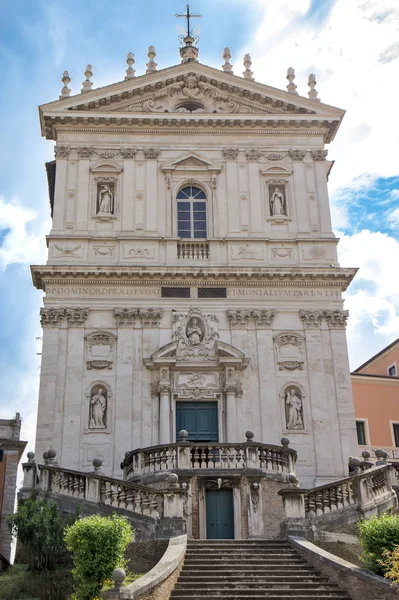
[171,595,350,599]
[180,570,323,577]
[170,540,350,600]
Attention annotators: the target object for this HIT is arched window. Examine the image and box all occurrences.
[177,185,207,239]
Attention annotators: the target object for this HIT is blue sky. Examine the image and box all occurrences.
[1,0,399,450]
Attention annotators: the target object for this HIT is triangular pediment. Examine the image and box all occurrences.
[40,62,344,118]
[161,151,221,172]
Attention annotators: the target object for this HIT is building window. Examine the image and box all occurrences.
[356,421,367,445]
[177,186,207,239]
[388,364,397,377]
[393,423,399,448]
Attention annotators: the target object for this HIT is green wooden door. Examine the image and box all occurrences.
[176,401,218,442]
[206,489,234,539]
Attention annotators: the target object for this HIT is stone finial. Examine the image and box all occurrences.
[375,448,388,465]
[47,449,57,463]
[125,52,136,79]
[27,451,35,463]
[281,437,290,447]
[308,73,320,101]
[243,54,254,80]
[349,456,361,475]
[92,458,103,473]
[59,70,71,99]
[112,568,126,589]
[146,45,157,74]
[245,430,255,442]
[222,47,233,74]
[179,429,189,442]
[286,67,298,94]
[43,451,49,464]
[361,450,371,460]
[81,64,93,93]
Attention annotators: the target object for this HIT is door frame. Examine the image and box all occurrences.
[198,479,242,540]
[172,393,224,443]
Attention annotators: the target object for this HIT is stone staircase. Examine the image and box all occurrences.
[170,540,351,599]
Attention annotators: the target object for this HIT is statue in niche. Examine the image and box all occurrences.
[269,185,287,217]
[285,387,304,430]
[97,184,114,215]
[89,387,107,429]
[186,317,205,346]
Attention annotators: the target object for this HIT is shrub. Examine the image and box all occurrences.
[64,514,133,600]
[0,564,74,600]
[358,513,399,575]
[380,545,399,587]
[8,498,71,571]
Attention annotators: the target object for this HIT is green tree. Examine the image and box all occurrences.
[358,513,399,575]
[8,498,70,571]
[64,514,133,600]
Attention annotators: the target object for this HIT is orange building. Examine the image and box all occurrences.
[352,338,399,460]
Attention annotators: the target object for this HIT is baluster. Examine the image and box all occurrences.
[322,488,331,514]
[306,492,316,517]
[192,446,200,469]
[315,490,324,516]
[133,492,142,514]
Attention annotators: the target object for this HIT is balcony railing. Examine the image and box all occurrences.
[122,440,297,481]
[279,464,398,524]
[177,241,210,259]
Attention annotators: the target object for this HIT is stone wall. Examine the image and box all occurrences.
[125,541,168,575]
[0,452,19,560]
[289,536,398,600]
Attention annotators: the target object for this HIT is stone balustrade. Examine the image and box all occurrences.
[280,464,398,537]
[21,455,185,526]
[177,240,210,259]
[122,435,297,481]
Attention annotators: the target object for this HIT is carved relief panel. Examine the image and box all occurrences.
[274,333,304,371]
[85,331,116,370]
[173,307,219,361]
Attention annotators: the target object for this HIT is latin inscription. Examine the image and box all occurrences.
[228,288,341,298]
[47,286,161,297]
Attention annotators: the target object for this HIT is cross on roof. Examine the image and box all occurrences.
[175,4,202,38]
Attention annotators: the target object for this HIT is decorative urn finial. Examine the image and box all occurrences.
[308,73,320,101]
[146,46,157,74]
[286,67,298,94]
[125,52,136,79]
[243,54,254,81]
[222,47,233,74]
[59,70,71,99]
[81,64,93,93]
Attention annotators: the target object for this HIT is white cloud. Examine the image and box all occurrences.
[338,230,399,368]
[0,196,49,270]
[245,0,399,195]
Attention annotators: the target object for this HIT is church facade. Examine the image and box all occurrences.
[33,35,358,496]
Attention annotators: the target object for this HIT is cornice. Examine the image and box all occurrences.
[43,115,338,143]
[31,265,357,291]
[351,373,399,386]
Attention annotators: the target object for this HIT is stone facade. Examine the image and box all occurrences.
[0,414,27,560]
[33,49,358,493]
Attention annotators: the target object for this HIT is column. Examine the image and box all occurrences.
[36,308,65,460]
[225,367,238,443]
[299,310,335,484]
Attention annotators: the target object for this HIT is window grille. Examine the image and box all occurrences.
[198,288,227,298]
[161,287,191,298]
